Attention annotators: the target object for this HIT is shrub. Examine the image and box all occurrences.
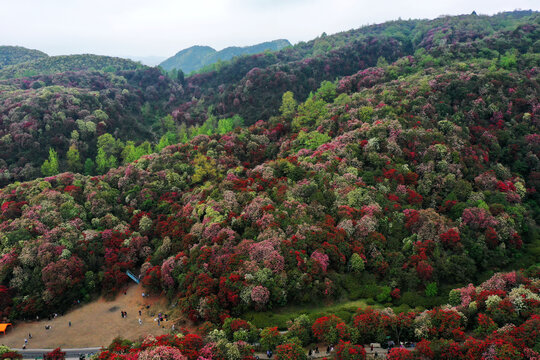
[275,342,307,360]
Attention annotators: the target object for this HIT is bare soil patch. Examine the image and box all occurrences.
[0,284,187,349]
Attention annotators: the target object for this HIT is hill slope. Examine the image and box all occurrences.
[172,11,539,126]
[0,68,183,185]
[0,12,536,186]
[0,12,538,325]
[0,46,48,68]
[0,54,143,79]
[159,39,291,73]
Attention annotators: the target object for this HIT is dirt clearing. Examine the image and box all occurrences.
[0,284,185,349]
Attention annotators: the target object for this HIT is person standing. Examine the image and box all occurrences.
[69,321,71,327]
[28,333,32,339]
[138,318,142,325]
[24,338,28,344]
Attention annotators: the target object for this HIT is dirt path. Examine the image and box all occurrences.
[0,284,181,349]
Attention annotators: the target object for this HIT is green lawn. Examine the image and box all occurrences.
[243,297,422,329]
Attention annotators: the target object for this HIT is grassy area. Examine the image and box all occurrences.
[243,298,423,330]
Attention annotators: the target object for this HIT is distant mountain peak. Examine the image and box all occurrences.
[159,39,291,73]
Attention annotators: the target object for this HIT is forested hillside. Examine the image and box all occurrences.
[3,12,537,187]
[0,46,48,68]
[0,67,183,185]
[173,11,539,125]
[0,11,539,359]
[0,54,143,79]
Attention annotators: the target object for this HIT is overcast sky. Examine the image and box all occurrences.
[0,0,538,59]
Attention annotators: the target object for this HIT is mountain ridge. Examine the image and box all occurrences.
[159,39,291,73]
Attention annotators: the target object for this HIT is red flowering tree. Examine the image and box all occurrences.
[275,342,307,360]
[415,339,434,359]
[0,286,13,319]
[142,265,163,294]
[178,334,203,360]
[43,348,66,360]
[260,327,283,351]
[485,227,499,248]
[387,348,413,360]
[475,314,497,337]
[427,309,464,340]
[0,351,22,360]
[41,256,85,308]
[415,261,433,282]
[440,228,461,249]
[437,340,463,360]
[390,288,401,300]
[352,308,385,343]
[335,340,366,360]
[384,312,416,345]
[312,315,350,344]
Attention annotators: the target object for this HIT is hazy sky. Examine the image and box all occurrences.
[1,0,538,58]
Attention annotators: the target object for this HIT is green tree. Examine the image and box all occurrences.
[217,115,243,134]
[122,141,137,164]
[192,153,218,184]
[425,282,438,297]
[178,123,188,143]
[108,155,117,169]
[160,115,176,134]
[135,141,153,159]
[315,80,337,102]
[292,96,328,131]
[155,135,171,152]
[280,91,297,121]
[41,148,59,176]
[296,130,331,150]
[349,253,365,273]
[84,158,95,175]
[95,148,109,174]
[177,69,185,84]
[97,133,122,157]
[66,144,82,172]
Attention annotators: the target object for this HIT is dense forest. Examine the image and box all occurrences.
[0,46,48,68]
[0,10,539,360]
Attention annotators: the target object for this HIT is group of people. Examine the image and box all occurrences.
[154,312,168,327]
[21,333,33,349]
[120,311,128,318]
[307,347,320,357]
